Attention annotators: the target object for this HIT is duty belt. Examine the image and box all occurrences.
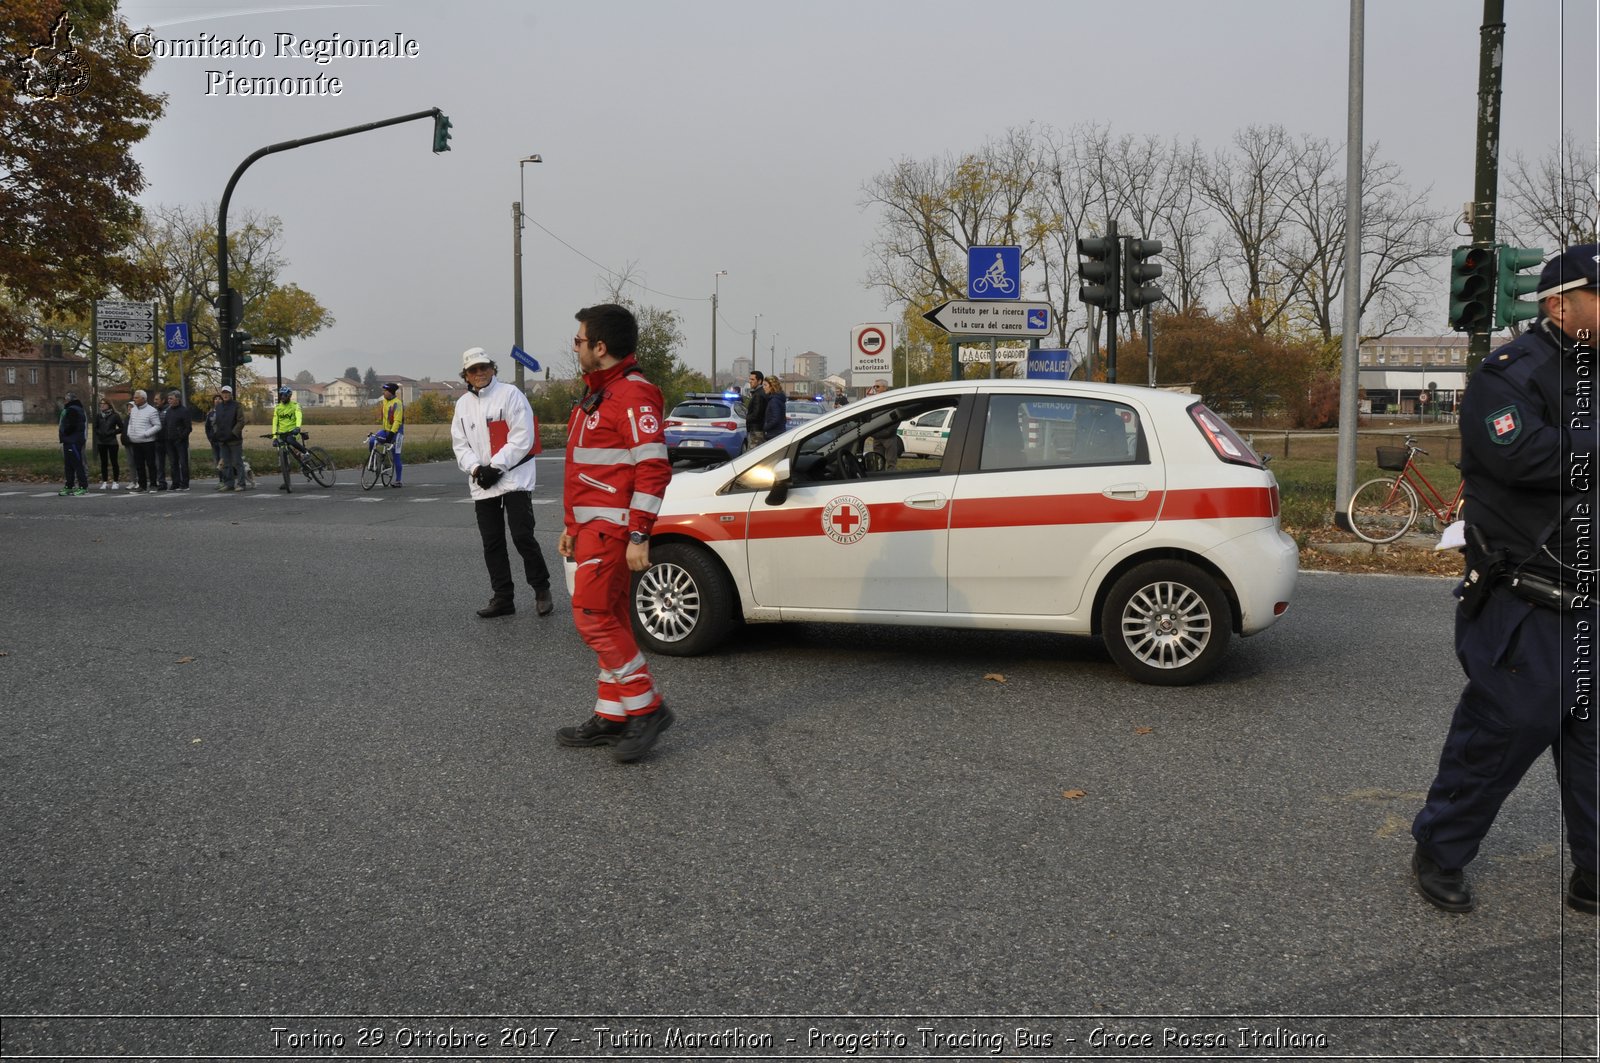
[1499,572,1588,612]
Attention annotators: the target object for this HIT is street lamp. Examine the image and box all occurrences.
[770,331,778,377]
[751,313,762,380]
[513,153,542,390]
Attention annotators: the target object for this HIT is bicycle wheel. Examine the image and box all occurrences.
[379,452,395,487]
[361,449,380,490]
[307,447,336,488]
[1348,477,1419,544]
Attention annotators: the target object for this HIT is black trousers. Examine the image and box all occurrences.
[474,490,551,601]
[96,444,120,483]
[130,441,158,488]
[162,438,190,487]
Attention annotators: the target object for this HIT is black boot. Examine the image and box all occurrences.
[1412,846,1473,913]
[476,597,514,618]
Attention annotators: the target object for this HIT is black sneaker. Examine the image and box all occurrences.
[1412,846,1473,913]
[1569,869,1599,914]
[557,713,627,747]
[612,704,675,763]
[476,598,515,618]
[535,587,554,617]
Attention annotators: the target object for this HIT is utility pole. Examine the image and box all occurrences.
[1334,0,1366,530]
[512,202,524,390]
[1467,0,1505,369]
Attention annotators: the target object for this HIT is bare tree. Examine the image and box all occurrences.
[1198,125,1311,335]
[1502,135,1600,249]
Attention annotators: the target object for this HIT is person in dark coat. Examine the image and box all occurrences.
[762,376,788,438]
[57,391,89,495]
[92,397,124,490]
[159,390,192,490]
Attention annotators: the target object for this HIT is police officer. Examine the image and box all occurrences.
[1411,244,1600,915]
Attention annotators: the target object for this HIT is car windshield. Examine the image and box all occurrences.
[672,403,733,419]
[789,402,824,416]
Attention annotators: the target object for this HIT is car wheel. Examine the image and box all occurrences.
[1100,560,1231,685]
[632,543,736,656]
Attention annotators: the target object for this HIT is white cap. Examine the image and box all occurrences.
[219,385,233,393]
[461,347,492,370]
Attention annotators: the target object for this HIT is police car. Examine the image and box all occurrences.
[663,392,746,465]
[633,379,1297,685]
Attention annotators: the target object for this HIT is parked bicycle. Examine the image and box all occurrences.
[361,436,396,490]
[263,431,336,488]
[1346,434,1464,544]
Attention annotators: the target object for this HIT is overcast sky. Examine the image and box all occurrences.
[114,0,1597,385]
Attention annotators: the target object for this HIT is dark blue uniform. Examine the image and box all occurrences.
[1412,319,1598,880]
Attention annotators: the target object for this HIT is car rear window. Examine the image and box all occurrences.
[672,403,733,419]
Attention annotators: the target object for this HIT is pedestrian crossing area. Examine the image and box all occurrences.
[0,486,560,505]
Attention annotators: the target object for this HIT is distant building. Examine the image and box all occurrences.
[1358,335,1470,416]
[322,376,365,407]
[792,350,827,380]
[373,374,421,404]
[729,355,753,382]
[0,341,88,423]
[291,382,327,407]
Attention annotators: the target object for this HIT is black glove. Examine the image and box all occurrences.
[473,465,502,488]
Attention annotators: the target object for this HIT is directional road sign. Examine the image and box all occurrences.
[923,300,1052,337]
[967,245,1022,300]
[164,322,191,352]
[95,299,156,344]
[1027,348,1078,380]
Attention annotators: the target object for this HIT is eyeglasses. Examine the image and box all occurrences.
[573,335,595,348]
[463,363,492,373]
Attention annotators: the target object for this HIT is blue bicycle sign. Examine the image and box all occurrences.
[967,245,1021,301]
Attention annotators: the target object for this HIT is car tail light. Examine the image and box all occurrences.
[664,419,682,428]
[712,421,737,430]
[1189,404,1263,469]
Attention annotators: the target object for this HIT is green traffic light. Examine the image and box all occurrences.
[432,113,452,153]
[1494,244,1545,329]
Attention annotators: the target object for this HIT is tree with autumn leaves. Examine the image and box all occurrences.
[1,0,163,350]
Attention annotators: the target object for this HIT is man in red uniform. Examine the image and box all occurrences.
[556,304,675,763]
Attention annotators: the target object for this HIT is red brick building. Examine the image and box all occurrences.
[0,343,90,423]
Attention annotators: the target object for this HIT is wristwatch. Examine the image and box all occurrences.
[628,531,648,545]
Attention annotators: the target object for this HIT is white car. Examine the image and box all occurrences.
[897,405,955,458]
[632,379,1297,685]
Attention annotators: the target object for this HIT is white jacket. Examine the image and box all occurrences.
[125,402,162,443]
[451,376,539,501]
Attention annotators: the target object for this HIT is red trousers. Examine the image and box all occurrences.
[571,524,662,719]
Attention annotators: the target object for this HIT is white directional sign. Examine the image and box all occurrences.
[923,300,1052,337]
[95,299,156,344]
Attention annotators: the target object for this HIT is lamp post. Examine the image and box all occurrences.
[770,332,778,377]
[750,313,762,378]
[513,153,542,391]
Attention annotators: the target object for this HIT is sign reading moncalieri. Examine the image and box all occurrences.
[95,299,156,344]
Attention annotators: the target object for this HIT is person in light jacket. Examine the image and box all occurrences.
[450,347,553,619]
[124,390,163,491]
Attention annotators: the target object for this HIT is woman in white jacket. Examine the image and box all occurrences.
[450,348,553,618]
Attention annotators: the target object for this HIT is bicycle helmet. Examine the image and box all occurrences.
[278,386,293,399]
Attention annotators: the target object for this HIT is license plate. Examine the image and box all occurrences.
[682,439,709,447]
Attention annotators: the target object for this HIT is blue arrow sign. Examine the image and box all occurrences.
[164,322,191,352]
[1027,348,1078,380]
[967,245,1022,301]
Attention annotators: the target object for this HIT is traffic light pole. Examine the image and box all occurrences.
[1467,0,1504,369]
[215,107,446,391]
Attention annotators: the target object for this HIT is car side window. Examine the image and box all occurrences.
[979,395,1145,471]
[782,398,960,484]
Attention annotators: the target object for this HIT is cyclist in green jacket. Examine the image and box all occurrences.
[271,386,306,493]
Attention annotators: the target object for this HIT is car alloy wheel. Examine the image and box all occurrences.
[1101,560,1231,685]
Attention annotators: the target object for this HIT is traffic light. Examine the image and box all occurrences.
[431,112,452,153]
[1448,245,1495,332]
[1495,244,1545,329]
[232,330,253,364]
[1078,235,1120,312]
[1122,238,1164,312]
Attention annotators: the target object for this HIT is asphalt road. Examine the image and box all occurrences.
[0,459,1594,1061]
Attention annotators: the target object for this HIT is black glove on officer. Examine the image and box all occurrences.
[473,464,503,488]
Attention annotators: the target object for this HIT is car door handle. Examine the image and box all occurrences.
[1102,483,1148,501]
[904,493,948,510]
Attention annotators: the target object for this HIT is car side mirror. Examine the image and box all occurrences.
[764,457,792,506]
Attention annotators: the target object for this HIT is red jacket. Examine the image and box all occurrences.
[564,357,671,537]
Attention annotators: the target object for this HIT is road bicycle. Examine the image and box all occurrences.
[1346,434,1464,544]
[263,431,336,488]
[361,437,396,490]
